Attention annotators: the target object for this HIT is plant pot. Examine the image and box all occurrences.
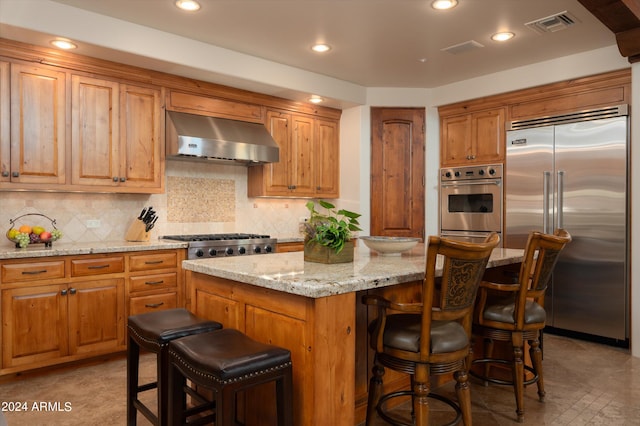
[304,240,354,264]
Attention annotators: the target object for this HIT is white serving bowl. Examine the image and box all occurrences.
[360,236,420,255]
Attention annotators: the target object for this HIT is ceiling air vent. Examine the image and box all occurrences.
[441,40,484,55]
[525,11,579,34]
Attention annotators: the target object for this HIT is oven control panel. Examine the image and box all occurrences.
[441,164,502,181]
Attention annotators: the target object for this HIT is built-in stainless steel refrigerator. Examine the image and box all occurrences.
[505,105,629,343]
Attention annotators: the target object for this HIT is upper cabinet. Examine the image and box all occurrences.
[438,69,631,169]
[0,58,164,193]
[247,109,340,198]
[8,63,67,185]
[440,107,505,167]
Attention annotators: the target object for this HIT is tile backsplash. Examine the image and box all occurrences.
[0,161,311,248]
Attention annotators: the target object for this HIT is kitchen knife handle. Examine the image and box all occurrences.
[557,170,565,229]
[543,171,551,234]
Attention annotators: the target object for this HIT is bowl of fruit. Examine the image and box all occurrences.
[6,213,63,248]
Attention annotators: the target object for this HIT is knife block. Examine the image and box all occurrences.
[125,220,150,242]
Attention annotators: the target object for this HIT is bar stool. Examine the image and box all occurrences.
[127,308,223,426]
[168,328,294,426]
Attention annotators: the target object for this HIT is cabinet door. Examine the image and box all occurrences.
[71,75,120,186]
[67,278,126,355]
[314,119,339,197]
[262,110,292,195]
[441,114,472,166]
[471,108,505,164]
[290,114,314,195]
[10,63,67,184]
[2,284,69,368]
[119,84,163,190]
[0,61,9,182]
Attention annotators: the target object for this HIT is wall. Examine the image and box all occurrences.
[0,161,311,248]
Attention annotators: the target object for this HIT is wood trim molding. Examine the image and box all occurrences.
[0,38,342,120]
[579,0,640,63]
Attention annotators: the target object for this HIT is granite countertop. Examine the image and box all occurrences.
[182,244,525,298]
[0,240,188,260]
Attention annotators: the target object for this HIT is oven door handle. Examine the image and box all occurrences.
[440,180,501,187]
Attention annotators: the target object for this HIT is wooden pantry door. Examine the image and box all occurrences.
[370,107,425,240]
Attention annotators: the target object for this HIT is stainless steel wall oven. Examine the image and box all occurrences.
[440,164,503,244]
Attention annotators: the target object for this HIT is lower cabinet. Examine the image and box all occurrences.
[0,248,184,376]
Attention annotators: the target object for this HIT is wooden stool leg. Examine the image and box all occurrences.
[276,368,294,426]
[530,334,546,402]
[512,332,525,423]
[157,348,169,426]
[168,362,186,426]
[365,360,385,425]
[127,336,140,426]
[455,368,472,426]
[412,364,430,426]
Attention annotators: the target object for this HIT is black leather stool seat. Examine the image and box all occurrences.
[127,308,222,426]
[168,328,294,426]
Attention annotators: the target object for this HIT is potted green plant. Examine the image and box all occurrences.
[303,200,362,263]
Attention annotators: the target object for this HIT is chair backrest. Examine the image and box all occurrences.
[514,228,572,327]
[420,232,500,356]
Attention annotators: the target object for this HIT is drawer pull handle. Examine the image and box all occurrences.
[88,264,109,269]
[145,302,164,308]
[145,280,165,285]
[22,269,47,275]
[144,260,164,264]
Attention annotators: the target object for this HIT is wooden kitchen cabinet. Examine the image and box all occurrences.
[72,78,164,191]
[127,250,183,316]
[0,248,184,376]
[166,90,264,123]
[248,109,340,198]
[8,63,67,185]
[440,107,505,167]
[1,256,126,371]
[0,59,164,193]
[0,61,9,183]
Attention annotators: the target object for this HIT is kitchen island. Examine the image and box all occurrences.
[182,244,524,425]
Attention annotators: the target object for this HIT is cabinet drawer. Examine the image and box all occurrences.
[71,256,124,276]
[129,272,177,293]
[129,292,177,316]
[1,260,65,283]
[129,252,177,272]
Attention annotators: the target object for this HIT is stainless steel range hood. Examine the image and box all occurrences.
[166,111,279,165]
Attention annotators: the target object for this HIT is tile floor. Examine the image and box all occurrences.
[0,334,638,425]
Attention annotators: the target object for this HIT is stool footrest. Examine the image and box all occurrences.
[137,381,158,393]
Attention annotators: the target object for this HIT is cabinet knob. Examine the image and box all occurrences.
[1,171,8,177]
[61,289,68,296]
[119,177,126,182]
[69,288,77,295]
[12,171,19,178]
[113,177,119,182]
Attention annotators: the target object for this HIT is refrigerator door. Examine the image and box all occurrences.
[552,117,628,340]
[505,126,554,249]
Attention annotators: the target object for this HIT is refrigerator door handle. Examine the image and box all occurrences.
[543,171,551,234]
[557,170,565,229]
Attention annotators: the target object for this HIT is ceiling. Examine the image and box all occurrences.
[0,0,627,107]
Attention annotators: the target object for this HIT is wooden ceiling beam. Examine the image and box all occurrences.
[578,0,640,63]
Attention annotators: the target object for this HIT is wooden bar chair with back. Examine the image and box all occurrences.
[469,229,571,423]
[362,232,500,426]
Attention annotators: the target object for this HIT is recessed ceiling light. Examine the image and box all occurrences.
[50,39,77,50]
[431,0,458,10]
[308,96,324,104]
[491,32,515,42]
[175,0,201,11]
[311,43,331,53]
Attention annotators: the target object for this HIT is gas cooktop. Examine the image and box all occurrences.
[161,233,277,259]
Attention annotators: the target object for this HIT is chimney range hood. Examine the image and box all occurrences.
[166,110,279,165]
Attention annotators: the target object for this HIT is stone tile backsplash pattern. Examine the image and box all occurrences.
[166,176,235,223]
[0,161,312,248]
